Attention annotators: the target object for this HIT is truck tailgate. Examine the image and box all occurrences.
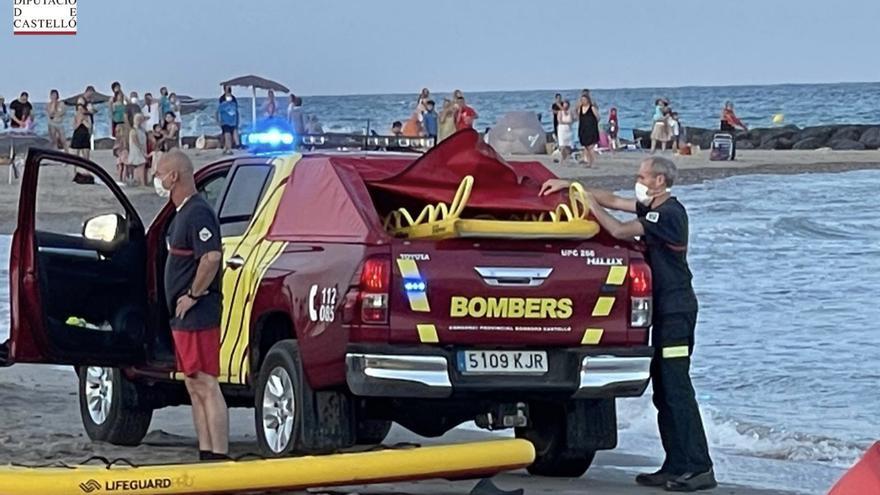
[390,239,635,347]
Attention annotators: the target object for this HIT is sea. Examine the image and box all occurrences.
[1,168,878,494]
[13,81,880,140]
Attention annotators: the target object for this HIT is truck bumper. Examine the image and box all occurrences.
[345,345,652,400]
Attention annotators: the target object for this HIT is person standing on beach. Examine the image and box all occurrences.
[9,92,33,129]
[720,101,747,160]
[453,90,478,131]
[651,98,670,153]
[608,107,620,152]
[143,93,161,130]
[160,87,172,117]
[47,90,67,152]
[422,100,438,140]
[217,86,239,155]
[264,89,277,118]
[551,93,563,140]
[287,95,305,136]
[0,96,8,129]
[155,150,229,462]
[111,90,128,141]
[71,98,95,184]
[127,114,148,186]
[438,99,457,141]
[556,100,575,162]
[577,94,600,167]
[162,112,180,151]
[539,157,716,492]
[125,92,141,127]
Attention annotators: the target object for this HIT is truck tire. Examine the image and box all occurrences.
[515,402,596,477]
[356,419,392,445]
[78,367,153,446]
[255,340,356,456]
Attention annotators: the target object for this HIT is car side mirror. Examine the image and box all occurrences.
[83,213,125,244]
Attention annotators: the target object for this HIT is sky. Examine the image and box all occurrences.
[1,0,879,100]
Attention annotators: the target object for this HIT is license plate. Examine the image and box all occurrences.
[458,350,548,375]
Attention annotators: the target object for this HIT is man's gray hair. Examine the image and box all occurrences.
[648,156,678,187]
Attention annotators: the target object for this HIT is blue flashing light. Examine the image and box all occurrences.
[404,279,427,292]
[245,128,296,148]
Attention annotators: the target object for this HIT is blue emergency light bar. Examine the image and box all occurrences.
[244,128,296,147]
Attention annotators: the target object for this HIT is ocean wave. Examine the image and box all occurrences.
[770,215,869,240]
[618,397,867,468]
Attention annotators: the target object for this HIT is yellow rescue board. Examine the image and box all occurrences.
[0,439,535,495]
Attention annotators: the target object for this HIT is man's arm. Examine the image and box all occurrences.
[540,179,637,213]
[190,251,222,296]
[586,187,636,213]
[587,194,645,241]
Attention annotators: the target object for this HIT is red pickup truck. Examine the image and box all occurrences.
[5,130,652,477]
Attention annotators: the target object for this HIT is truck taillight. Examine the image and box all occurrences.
[629,261,652,328]
[359,256,390,324]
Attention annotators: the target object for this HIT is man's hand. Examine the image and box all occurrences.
[539,179,571,197]
[176,294,197,319]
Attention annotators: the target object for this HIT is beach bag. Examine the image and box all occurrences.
[710,133,734,161]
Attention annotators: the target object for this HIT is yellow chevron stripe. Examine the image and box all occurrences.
[606,265,627,286]
[416,324,439,344]
[581,328,604,345]
[591,296,615,317]
[396,258,421,279]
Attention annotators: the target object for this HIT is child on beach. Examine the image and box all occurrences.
[670,111,681,152]
[608,107,620,152]
[127,114,148,186]
[422,100,438,139]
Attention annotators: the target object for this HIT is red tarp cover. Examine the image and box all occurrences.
[267,129,564,242]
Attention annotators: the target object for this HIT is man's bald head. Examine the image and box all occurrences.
[156,150,197,203]
[160,149,194,178]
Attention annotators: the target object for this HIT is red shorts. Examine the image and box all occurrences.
[171,327,221,378]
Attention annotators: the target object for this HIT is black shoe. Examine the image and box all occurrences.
[665,469,718,492]
[636,470,679,487]
[198,451,231,462]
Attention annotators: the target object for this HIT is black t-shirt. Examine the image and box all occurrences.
[9,100,32,128]
[164,195,223,331]
[636,197,698,314]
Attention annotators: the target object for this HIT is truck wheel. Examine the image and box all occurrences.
[255,341,305,456]
[78,367,153,446]
[515,403,596,477]
[356,419,392,445]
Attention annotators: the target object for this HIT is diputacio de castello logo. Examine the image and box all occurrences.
[13,0,77,35]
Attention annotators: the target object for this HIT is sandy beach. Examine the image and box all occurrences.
[0,146,871,493]
[0,147,878,235]
[0,364,795,495]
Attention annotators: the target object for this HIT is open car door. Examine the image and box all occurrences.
[7,149,149,367]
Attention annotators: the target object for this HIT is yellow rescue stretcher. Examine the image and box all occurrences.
[0,439,535,495]
[383,176,600,240]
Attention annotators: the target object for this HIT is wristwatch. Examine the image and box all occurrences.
[187,289,208,299]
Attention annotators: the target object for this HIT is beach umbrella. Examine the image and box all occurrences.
[219,75,290,129]
[62,89,112,106]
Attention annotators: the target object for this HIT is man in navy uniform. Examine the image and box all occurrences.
[155,150,229,461]
[541,157,716,492]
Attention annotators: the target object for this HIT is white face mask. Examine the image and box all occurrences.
[153,176,171,198]
[634,182,652,205]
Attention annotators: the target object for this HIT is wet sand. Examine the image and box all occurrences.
[0,364,795,495]
[0,148,878,234]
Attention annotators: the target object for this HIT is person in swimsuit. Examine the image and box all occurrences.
[608,107,620,152]
[578,94,600,167]
[127,114,148,186]
[162,112,180,151]
[264,89,277,118]
[71,98,95,184]
[47,90,67,152]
